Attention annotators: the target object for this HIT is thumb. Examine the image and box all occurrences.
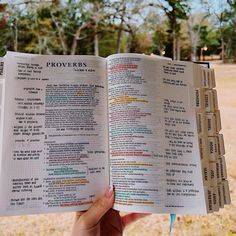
[79,185,114,229]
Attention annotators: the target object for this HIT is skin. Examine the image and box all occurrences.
[71,186,150,236]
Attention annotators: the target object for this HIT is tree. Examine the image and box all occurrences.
[110,0,147,53]
[51,0,93,55]
[141,8,168,56]
[186,13,209,61]
[152,25,168,55]
[164,0,189,60]
[150,0,189,60]
[197,24,220,60]
[207,0,230,62]
[225,0,236,61]
[0,3,11,56]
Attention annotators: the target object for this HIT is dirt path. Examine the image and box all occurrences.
[0,61,236,236]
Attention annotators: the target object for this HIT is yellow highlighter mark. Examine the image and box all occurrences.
[110,96,148,105]
[55,179,89,186]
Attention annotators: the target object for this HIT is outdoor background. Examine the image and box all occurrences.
[0,0,236,235]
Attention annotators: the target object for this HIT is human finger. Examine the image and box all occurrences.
[79,185,114,229]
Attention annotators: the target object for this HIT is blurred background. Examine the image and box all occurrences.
[0,0,236,61]
[0,0,236,235]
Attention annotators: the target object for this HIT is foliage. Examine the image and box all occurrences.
[224,0,236,61]
[196,24,220,54]
[152,25,168,55]
[0,0,235,62]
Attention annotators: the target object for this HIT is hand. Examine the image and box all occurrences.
[71,186,150,236]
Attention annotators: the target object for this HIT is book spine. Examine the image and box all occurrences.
[0,58,5,187]
[0,59,3,80]
[194,65,230,213]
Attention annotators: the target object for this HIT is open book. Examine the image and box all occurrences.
[0,52,230,216]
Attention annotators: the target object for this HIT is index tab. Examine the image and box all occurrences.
[215,110,222,132]
[202,161,210,185]
[219,156,227,180]
[205,187,213,213]
[206,113,217,136]
[208,136,218,162]
[206,111,221,136]
[222,180,231,205]
[204,90,215,112]
[217,134,225,156]
[195,88,204,109]
[217,184,224,208]
[212,89,218,110]
[209,162,217,187]
[215,159,221,183]
[201,68,216,89]
[197,112,206,135]
[209,69,216,88]
[202,68,209,88]
[193,63,201,87]
[212,186,220,212]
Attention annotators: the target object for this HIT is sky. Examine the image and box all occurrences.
[0,0,230,10]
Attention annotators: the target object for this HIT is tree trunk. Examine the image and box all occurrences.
[176,37,180,60]
[173,29,176,60]
[50,12,68,55]
[70,24,88,55]
[116,19,124,53]
[191,45,197,61]
[127,34,131,52]
[71,30,80,55]
[187,15,209,61]
[38,37,42,54]
[126,30,134,52]
[116,1,125,53]
[94,31,99,56]
[55,25,68,55]
[14,21,18,52]
[221,35,225,63]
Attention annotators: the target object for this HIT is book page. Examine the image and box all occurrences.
[107,54,206,214]
[0,52,109,216]
[0,57,4,181]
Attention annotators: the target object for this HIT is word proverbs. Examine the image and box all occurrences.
[46,62,87,68]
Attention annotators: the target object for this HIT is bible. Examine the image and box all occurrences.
[0,51,230,216]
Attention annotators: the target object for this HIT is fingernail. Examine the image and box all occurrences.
[105,185,114,198]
